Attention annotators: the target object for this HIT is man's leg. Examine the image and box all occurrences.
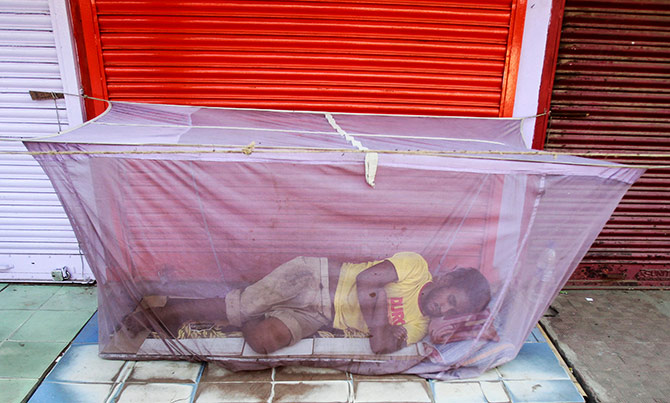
[124,256,327,340]
[225,256,327,327]
[125,297,228,337]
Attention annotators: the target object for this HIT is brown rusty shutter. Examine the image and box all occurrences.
[545,0,670,287]
[73,0,525,118]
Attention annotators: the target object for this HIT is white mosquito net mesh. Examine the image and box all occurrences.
[24,101,643,379]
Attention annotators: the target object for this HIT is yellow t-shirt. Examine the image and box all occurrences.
[332,252,432,345]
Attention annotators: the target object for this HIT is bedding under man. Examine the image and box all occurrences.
[126,252,491,354]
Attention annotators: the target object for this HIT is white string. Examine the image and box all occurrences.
[325,113,381,187]
[325,113,367,151]
[55,91,539,121]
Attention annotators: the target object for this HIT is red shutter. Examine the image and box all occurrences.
[73,0,525,118]
[545,0,670,287]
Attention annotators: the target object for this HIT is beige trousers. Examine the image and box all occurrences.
[224,256,333,345]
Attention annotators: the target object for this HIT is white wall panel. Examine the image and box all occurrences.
[0,0,91,282]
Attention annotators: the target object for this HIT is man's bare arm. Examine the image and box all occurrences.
[356,260,407,354]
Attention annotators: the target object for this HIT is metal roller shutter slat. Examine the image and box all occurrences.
[546,1,670,286]
[80,0,523,117]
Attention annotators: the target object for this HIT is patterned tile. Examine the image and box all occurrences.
[44,344,126,383]
[10,310,94,342]
[497,343,571,381]
[27,381,113,403]
[195,382,272,402]
[503,380,584,403]
[0,285,61,310]
[0,341,68,378]
[274,381,350,402]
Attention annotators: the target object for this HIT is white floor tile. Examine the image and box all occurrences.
[116,383,194,403]
[433,381,486,403]
[127,360,202,383]
[274,381,350,402]
[138,337,245,356]
[195,382,271,402]
[275,365,349,381]
[200,364,272,382]
[242,338,314,356]
[449,368,500,382]
[480,381,510,402]
[313,337,419,357]
[355,381,431,403]
[45,344,126,383]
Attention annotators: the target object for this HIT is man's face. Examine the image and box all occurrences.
[423,285,470,318]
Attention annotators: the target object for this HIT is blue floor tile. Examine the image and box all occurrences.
[498,343,571,381]
[524,332,538,343]
[72,312,98,345]
[44,344,126,384]
[504,380,584,403]
[28,381,113,403]
[524,326,546,343]
[530,327,545,342]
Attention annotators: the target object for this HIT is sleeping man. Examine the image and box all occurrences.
[129,252,492,355]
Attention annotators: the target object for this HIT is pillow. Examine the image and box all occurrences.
[428,309,499,344]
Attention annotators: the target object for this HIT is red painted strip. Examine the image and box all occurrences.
[533,0,567,150]
[75,0,109,117]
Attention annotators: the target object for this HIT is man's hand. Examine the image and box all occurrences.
[355,260,407,354]
[390,324,408,345]
[369,324,408,354]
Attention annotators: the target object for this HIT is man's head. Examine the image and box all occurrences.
[421,267,491,318]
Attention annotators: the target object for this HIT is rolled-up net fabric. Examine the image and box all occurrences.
[24,101,643,379]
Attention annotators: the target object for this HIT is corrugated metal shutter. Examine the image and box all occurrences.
[0,0,89,282]
[76,0,524,117]
[545,0,670,287]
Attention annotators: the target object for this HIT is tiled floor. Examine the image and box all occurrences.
[0,283,98,403]
[1,284,586,403]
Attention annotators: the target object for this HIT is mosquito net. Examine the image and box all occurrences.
[24,101,643,379]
